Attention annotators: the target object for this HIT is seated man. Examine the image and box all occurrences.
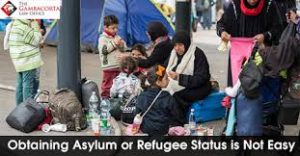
[165,31,212,110]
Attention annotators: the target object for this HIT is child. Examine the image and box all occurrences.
[135,65,184,136]
[110,56,141,99]
[131,44,148,88]
[131,43,147,59]
[98,15,127,98]
[8,19,43,105]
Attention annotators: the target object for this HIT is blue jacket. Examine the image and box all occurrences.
[136,88,184,136]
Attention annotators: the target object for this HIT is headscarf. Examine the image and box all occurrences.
[147,21,168,42]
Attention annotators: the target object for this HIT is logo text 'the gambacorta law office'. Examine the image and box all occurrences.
[1,1,17,16]
[0,0,61,19]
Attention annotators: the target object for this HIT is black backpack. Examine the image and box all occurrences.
[239,44,264,99]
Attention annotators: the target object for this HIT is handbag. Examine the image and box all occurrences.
[239,44,263,99]
[121,95,137,125]
[6,94,46,133]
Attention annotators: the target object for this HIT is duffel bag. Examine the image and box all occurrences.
[6,98,45,133]
[187,91,226,123]
[81,78,100,113]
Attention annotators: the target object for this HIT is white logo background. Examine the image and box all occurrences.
[0,0,61,19]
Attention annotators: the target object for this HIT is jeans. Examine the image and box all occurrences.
[16,68,40,105]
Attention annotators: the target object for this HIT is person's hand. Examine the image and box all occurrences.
[168,71,178,80]
[253,34,265,44]
[114,38,124,47]
[139,56,147,59]
[221,31,231,42]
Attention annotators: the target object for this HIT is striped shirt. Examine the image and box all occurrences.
[8,19,43,72]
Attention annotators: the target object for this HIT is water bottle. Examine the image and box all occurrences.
[189,109,197,136]
[88,92,99,128]
[100,99,111,135]
[89,92,99,112]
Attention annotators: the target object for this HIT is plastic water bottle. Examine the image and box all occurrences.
[100,99,111,135]
[88,92,99,128]
[189,109,197,136]
[89,92,99,112]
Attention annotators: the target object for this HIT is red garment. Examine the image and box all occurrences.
[222,96,232,109]
[104,29,116,38]
[101,69,120,98]
[36,107,52,130]
[240,0,265,16]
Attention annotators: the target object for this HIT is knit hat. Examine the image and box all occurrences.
[172,31,191,52]
[147,21,169,42]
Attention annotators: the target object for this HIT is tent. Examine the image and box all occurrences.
[45,0,104,51]
[0,19,11,31]
[100,0,175,46]
[45,0,174,50]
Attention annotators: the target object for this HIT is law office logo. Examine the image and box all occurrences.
[1,1,17,16]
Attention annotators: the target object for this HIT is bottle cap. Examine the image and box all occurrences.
[41,124,51,133]
[133,114,142,124]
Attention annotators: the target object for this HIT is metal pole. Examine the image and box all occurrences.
[175,0,191,34]
[57,0,81,99]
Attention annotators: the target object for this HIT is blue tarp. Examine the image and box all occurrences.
[45,0,174,48]
[101,0,175,46]
[45,0,104,48]
[0,19,11,31]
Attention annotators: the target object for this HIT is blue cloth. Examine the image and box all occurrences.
[225,99,236,136]
[236,93,263,136]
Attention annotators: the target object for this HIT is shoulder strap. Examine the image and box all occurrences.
[266,0,273,13]
[141,90,163,118]
[232,0,238,20]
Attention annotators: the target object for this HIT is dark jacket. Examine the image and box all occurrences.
[138,38,173,68]
[217,0,283,45]
[173,47,212,104]
[260,37,299,77]
[136,88,184,136]
[274,0,296,28]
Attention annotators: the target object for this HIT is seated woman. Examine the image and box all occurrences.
[165,31,212,110]
[137,21,173,68]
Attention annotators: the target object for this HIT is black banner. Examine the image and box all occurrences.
[0,136,299,156]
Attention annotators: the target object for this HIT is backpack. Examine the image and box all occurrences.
[110,73,141,98]
[81,78,100,113]
[239,44,264,99]
[48,89,87,131]
[6,98,45,133]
